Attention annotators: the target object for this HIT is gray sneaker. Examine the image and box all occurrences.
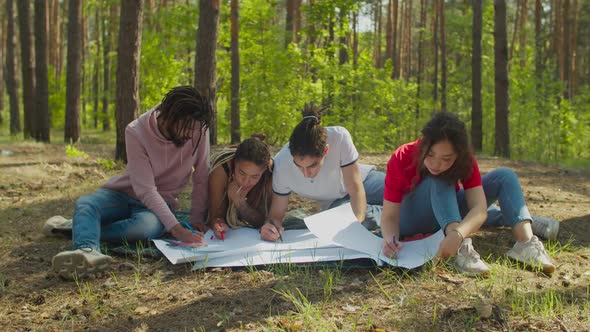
[454,238,491,275]
[531,216,560,241]
[507,236,556,274]
[42,216,73,237]
[52,248,113,280]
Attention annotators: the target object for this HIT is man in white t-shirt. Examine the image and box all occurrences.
[260,105,385,242]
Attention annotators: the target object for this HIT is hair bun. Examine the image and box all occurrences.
[251,133,266,141]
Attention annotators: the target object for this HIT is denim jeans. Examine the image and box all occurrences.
[329,170,385,230]
[398,168,532,237]
[72,188,167,252]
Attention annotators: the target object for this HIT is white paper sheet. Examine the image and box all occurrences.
[154,228,339,264]
[192,247,371,269]
[304,203,443,269]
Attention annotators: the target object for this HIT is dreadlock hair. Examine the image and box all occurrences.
[233,134,272,228]
[417,112,474,183]
[288,103,328,158]
[157,86,212,151]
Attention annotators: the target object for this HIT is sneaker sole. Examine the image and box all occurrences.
[506,252,556,274]
[52,252,112,280]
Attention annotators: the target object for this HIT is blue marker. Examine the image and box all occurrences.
[392,235,399,247]
[181,220,196,234]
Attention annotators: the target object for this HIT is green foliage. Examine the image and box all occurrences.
[32,0,589,166]
[65,144,89,159]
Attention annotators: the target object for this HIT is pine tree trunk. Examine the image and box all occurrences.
[439,0,447,112]
[93,8,101,129]
[472,0,483,151]
[374,0,382,68]
[0,9,5,125]
[49,0,60,78]
[416,0,426,135]
[392,0,399,79]
[5,0,21,134]
[569,0,578,99]
[385,0,393,64]
[65,0,82,144]
[519,0,528,68]
[16,1,36,139]
[286,0,295,47]
[432,1,439,106]
[230,0,240,143]
[115,0,143,162]
[338,9,348,65]
[352,10,358,69]
[494,0,510,158]
[34,0,50,142]
[194,0,221,145]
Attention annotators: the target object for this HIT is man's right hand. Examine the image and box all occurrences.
[170,224,205,245]
[260,222,283,242]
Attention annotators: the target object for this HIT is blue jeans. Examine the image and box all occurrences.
[72,188,167,252]
[398,168,532,237]
[329,170,385,230]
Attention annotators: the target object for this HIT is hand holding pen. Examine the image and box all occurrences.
[383,234,403,258]
[260,219,284,242]
[170,221,205,245]
[213,217,229,240]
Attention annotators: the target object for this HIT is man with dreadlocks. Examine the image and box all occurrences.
[260,103,385,242]
[49,86,212,279]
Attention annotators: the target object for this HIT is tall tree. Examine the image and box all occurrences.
[569,0,579,99]
[5,0,20,135]
[93,8,101,129]
[115,0,143,161]
[439,0,447,112]
[194,0,221,145]
[391,0,400,79]
[494,0,510,158]
[0,4,5,125]
[16,1,35,138]
[471,0,483,151]
[48,0,60,78]
[374,0,382,68]
[34,0,50,142]
[65,0,82,143]
[385,0,393,65]
[415,0,426,134]
[230,0,240,143]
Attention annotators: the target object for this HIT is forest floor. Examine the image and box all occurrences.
[0,139,589,332]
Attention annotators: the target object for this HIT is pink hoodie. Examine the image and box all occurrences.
[102,106,209,231]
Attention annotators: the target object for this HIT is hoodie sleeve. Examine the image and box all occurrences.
[190,129,210,225]
[125,126,179,231]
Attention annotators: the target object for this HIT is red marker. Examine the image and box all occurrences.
[217,218,225,240]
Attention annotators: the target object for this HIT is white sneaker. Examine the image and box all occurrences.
[454,238,491,275]
[42,216,73,237]
[52,248,113,280]
[507,236,556,274]
[531,216,560,241]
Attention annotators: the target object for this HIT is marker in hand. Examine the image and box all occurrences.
[271,219,283,242]
[216,217,225,241]
[181,220,196,234]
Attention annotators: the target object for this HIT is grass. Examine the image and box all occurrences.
[1,139,589,331]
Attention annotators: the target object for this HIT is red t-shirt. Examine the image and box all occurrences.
[383,139,482,203]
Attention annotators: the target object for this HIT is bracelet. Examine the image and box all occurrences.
[452,229,465,242]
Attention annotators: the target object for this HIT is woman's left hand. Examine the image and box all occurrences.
[438,230,463,259]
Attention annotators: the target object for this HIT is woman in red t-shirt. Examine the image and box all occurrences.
[381,112,557,275]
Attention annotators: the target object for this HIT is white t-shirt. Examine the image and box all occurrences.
[272,126,375,210]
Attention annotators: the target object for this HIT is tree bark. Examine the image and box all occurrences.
[6,0,21,134]
[34,0,50,142]
[230,0,240,143]
[374,0,382,68]
[194,0,221,145]
[392,0,399,79]
[568,0,578,99]
[93,8,101,129]
[494,0,510,158]
[16,1,36,138]
[49,0,60,77]
[439,0,447,112]
[385,0,393,65]
[64,0,82,144]
[472,0,483,151]
[115,0,143,161]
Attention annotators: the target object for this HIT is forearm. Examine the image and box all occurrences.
[452,207,486,237]
[381,201,401,241]
[349,190,367,222]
